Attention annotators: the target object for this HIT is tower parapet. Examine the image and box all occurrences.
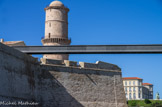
[42,0,71,60]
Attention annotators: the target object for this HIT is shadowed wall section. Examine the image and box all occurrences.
[0,43,127,107]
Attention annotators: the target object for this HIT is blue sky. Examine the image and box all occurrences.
[0,0,162,99]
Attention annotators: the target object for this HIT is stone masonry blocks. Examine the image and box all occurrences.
[0,43,127,107]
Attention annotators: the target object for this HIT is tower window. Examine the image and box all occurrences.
[49,33,51,38]
[49,23,51,27]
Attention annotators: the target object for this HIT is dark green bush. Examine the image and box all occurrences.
[144,99,152,104]
[151,101,162,107]
[129,101,137,106]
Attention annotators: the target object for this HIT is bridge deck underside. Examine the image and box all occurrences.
[13,45,162,54]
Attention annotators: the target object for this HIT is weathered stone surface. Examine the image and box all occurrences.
[64,60,77,67]
[79,61,121,71]
[96,61,121,70]
[41,58,64,65]
[0,43,127,107]
[79,62,99,69]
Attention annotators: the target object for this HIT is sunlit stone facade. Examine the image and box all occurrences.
[123,77,153,100]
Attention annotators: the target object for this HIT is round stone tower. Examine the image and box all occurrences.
[42,0,71,60]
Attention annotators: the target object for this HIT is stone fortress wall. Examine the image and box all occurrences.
[0,42,127,107]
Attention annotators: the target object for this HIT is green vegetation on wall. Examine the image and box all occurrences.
[128,99,162,107]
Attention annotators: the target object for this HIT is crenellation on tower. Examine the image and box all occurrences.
[42,0,71,60]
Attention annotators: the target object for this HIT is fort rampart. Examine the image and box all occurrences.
[0,43,127,107]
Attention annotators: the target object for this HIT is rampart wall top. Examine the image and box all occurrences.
[0,43,38,64]
[41,58,121,71]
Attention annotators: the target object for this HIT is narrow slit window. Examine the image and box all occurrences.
[49,33,51,38]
